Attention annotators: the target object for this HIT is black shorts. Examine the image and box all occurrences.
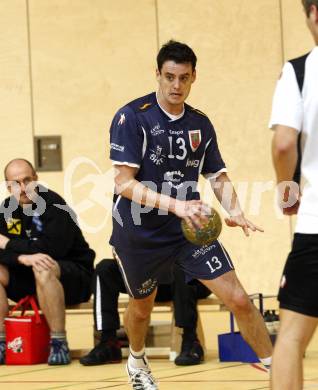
[6,261,92,305]
[278,233,318,317]
[114,239,234,299]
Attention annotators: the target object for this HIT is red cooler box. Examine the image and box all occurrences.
[5,295,50,365]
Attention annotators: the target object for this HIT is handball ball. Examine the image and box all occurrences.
[181,208,222,246]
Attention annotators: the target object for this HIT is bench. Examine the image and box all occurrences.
[66,295,226,360]
[9,294,270,360]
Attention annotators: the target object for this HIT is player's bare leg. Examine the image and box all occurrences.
[0,265,9,364]
[200,271,272,360]
[124,289,158,389]
[124,289,157,351]
[34,262,71,365]
[34,262,65,332]
[0,265,9,334]
[271,309,318,390]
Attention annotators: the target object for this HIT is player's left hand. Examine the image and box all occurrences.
[225,214,264,236]
[0,234,9,249]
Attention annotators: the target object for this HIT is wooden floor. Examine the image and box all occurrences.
[3,300,318,389]
[1,351,318,390]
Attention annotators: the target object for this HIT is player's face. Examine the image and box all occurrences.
[156,61,196,114]
[6,163,38,205]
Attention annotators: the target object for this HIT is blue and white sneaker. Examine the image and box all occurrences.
[126,363,158,390]
[0,341,5,365]
[48,338,71,365]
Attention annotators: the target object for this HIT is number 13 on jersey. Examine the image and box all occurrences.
[206,256,222,273]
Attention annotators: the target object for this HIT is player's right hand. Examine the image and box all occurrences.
[18,253,56,272]
[174,199,211,230]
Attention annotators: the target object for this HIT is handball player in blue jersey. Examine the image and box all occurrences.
[109,40,272,389]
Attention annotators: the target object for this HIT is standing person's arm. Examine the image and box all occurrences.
[272,126,298,182]
[272,125,299,215]
[269,61,303,215]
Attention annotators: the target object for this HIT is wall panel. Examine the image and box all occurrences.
[0,0,33,194]
[0,0,309,293]
[28,0,158,260]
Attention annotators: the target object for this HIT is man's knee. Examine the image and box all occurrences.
[227,289,252,314]
[131,307,152,321]
[129,295,155,321]
[34,267,59,287]
[0,264,9,287]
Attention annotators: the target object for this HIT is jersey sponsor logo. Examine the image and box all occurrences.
[188,130,201,152]
[150,122,165,136]
[117,113,126,126]
[192,244,216,259]
[149,145,166,165]
[110,143,125,152]
[137,278,157,295]
[6,218,22,235]
[139,102,152,110]
[169,129,183,136]
[164,170,184,189]
[186,158,200,168]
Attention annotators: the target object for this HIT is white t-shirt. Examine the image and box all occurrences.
[269,47,318,233]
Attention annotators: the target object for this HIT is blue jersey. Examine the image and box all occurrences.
[109,92,226,253]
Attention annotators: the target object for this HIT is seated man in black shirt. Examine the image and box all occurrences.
[80,259,211,366]
[0,159,95,365]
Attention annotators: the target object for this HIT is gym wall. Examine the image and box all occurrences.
[0,0,313,293]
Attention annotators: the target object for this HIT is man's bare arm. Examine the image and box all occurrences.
[210,172,263,236]
[272,125,298,183]
[272,125,299,215]
[114,164,210,228]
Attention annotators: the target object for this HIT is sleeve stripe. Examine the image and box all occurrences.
[141,126,147,159]
[111,161,140,168]
[203,168,228,180]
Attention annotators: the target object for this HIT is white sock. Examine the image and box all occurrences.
[128,346,149,370]
[259,356,272,370]
[50,331,66,340]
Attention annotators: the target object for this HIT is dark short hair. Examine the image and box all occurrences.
[157,40,197,72]
[302,0,318,16]
[4,158,36,180]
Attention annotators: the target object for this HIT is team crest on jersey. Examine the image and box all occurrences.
[188,130,201,152]
[6,218,22,235]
